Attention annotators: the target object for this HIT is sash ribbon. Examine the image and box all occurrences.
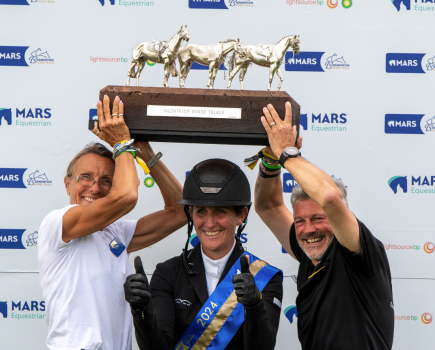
[174,252,282,350]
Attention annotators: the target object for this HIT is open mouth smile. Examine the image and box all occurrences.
[204,231,221,237]
[306,237,324,244]
[83,197,96,202]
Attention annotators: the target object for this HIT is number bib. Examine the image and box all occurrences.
[174,252,282,350]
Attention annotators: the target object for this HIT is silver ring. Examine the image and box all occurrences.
[270,122,276,127]
[118,114,124,117]
[112,114,118,117]
[96,131,100,136]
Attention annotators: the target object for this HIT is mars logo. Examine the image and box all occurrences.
[388,175,435,195]
[285,52,325,72]
[283,173,298,193]
[0,0,30,5]
[0,107,52,127]
[424,242,435,254]
[392,0,410,11]
[301,112,348,132]
[0,46,29,66]
[386,114,435,134]
[0,229,26,249]
[0,301,7,318]
[385,114,424,134]
[189,0,229,9]
[391,0,435,12]
[422,313,432,324]
[0,168,27,188]
[98,0,115,5]
[386,54,425,74]
[388,176,407,194]
[0,108,12,125]
[284,305,298,324]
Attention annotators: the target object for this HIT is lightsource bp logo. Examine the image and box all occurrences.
[422,313,432,324]
[423,242,434,254]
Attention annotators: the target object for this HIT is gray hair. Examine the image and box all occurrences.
[66,142,113,177]
[290,177,348,211]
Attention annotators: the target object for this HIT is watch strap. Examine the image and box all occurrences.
[279,149,301,167]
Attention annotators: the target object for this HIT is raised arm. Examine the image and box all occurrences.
[254,147,299,260]
[127,142,186,253]
[62,96,138,243]
[261,103,360,253]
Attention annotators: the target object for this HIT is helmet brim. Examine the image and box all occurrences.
[177,199,252,207]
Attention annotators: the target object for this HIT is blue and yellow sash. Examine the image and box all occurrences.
[174,252,282,350]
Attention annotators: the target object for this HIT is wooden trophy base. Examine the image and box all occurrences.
[88,86,300,146]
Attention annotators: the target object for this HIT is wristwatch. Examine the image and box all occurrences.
[279,147,301,167]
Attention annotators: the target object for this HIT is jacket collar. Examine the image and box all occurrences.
[185,240,245,305]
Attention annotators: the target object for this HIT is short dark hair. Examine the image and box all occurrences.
[66,142,113,177]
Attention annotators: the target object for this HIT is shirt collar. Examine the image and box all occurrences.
[201,239,236,278]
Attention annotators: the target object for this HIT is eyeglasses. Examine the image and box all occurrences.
[70,175,112,190]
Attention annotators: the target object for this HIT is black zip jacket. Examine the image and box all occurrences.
[131,241,283,350]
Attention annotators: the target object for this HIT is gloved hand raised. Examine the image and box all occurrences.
[232,255,262,307]
[124,256,151,311]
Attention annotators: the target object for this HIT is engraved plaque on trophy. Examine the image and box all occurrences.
[88,86,300,146]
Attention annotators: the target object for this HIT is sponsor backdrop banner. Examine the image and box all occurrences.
[0,0,433,348]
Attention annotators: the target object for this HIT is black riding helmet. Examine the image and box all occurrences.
[178,159,252,275]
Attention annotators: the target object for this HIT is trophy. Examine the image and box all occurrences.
[89,27,301,146]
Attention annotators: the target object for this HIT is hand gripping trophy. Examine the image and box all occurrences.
[126,25,190,88]
[227,35,300,91]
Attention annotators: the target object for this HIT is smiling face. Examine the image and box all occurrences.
[192,206,246,260]
[294,199,334,264]
[64,153,115,207]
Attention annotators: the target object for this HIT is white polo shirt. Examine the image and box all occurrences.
[38,205,137,350]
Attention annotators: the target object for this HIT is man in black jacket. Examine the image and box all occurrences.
[254,102,394,350]
[124,159,283,350]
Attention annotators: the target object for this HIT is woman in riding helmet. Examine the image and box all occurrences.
[124,159,283,350]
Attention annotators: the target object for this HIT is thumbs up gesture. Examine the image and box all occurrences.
[124,256,151,311]
[232,255,262,307]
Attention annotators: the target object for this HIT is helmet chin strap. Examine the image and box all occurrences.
[183,205,198,275]
[236,205,250,249]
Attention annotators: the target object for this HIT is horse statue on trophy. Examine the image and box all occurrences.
[227,35,300,91]
[178,39,245,89]
[126,25,190,87]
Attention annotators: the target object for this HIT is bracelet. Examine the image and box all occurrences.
[113,139,134,153]
[113,145,140,159]
[259,166,281,179]
[244,148,279,170]
[147,152,163,170]
[262,158,281,170]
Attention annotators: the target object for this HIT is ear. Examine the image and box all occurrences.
[237,207,248,225]
[64,176,70,194]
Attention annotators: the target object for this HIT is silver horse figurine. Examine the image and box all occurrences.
[178,39,245,89]
[227,35,300,91]
[126,25,190,87]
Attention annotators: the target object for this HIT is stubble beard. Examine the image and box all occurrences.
[297,231,334,263]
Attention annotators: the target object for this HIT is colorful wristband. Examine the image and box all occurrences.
[262,158,281,170]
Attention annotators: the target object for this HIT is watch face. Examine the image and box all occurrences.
[284,147,299,156]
